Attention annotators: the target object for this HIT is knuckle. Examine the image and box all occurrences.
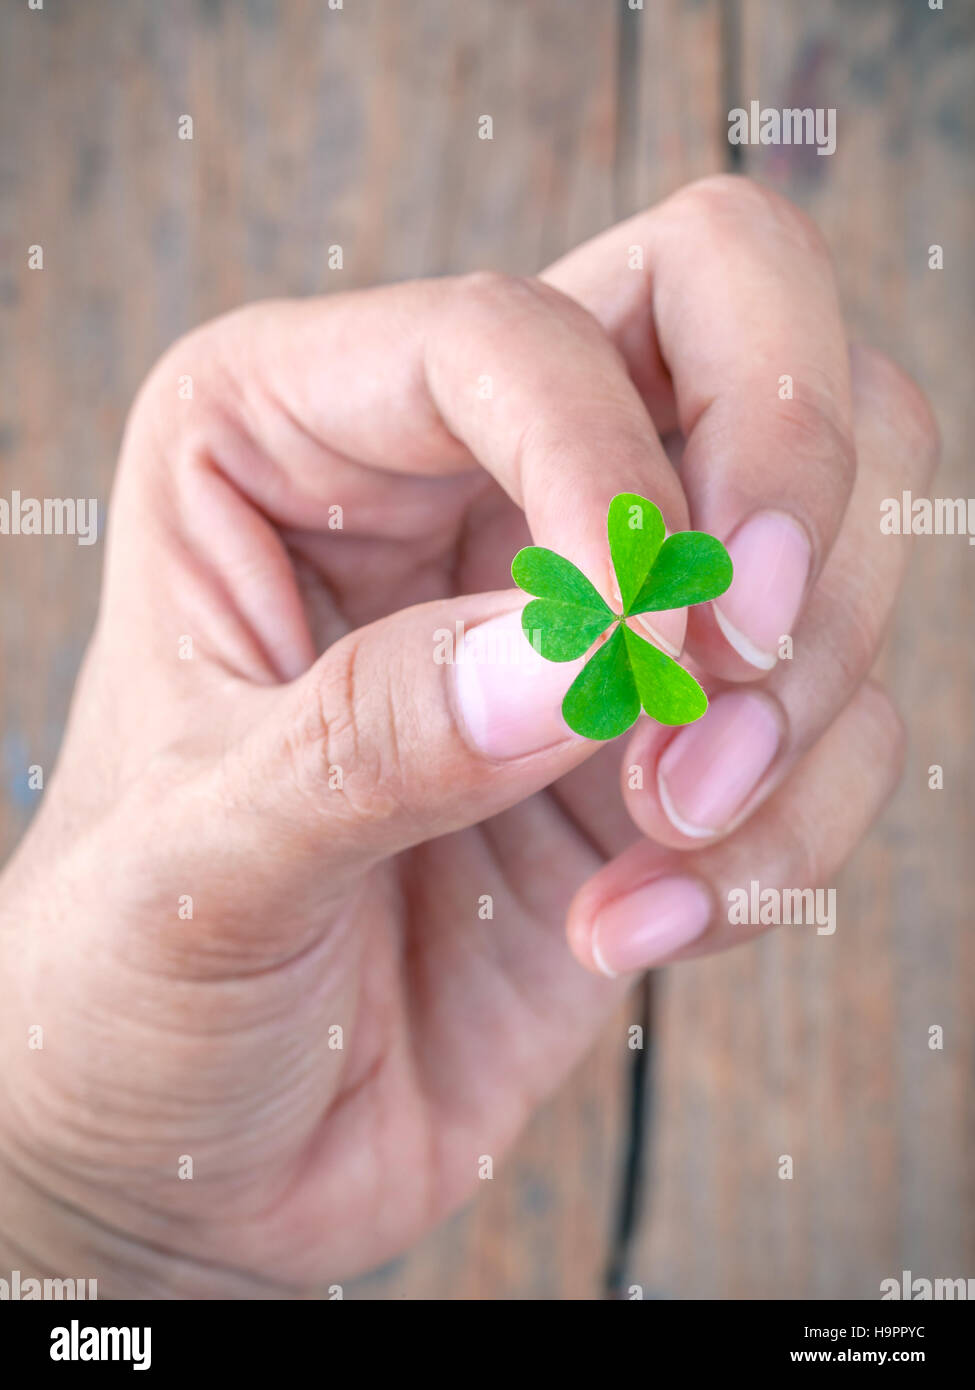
[453,268,601,339]
[827,601,878,694]
[139,315,225,403]
[852,345,941,486]
[134,300,282,419]
[671,175,830,260]
[288,636,407,832]
[781,683,905,890]
[861,681,907,770]
[775,796,824,895]
[455,268,535,313]
[774,393,858,500]
[124,315,245,469]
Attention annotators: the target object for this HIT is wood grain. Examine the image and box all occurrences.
[0,0,634,1301]
[1,0,970,1300]
[633,0,975,1299]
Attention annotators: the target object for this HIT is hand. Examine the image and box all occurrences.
[0,177,937,1296]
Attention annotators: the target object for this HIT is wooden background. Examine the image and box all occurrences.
[1,0,972,1299]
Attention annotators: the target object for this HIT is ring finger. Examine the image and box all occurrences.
[568,678,905,976]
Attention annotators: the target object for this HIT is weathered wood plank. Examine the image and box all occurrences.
[634,0,975,1298]
[10,0,965,1305]
[615,0,727,214]
[0,0,642,1300]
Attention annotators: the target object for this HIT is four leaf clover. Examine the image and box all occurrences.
[511,494,733,740]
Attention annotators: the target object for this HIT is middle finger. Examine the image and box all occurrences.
[619,346,939,848]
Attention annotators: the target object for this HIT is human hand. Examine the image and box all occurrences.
[0,177,937,1295]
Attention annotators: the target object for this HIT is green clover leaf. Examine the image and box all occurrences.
[511,494,733,740]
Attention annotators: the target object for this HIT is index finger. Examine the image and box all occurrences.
[123,274,693,676]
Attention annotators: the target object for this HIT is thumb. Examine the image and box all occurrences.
[240,589,596,876]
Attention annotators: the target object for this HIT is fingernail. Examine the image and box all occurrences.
[657,691,780,837]
[452,608,584,760]
[591,876,712,975]
[713,511,811,669]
